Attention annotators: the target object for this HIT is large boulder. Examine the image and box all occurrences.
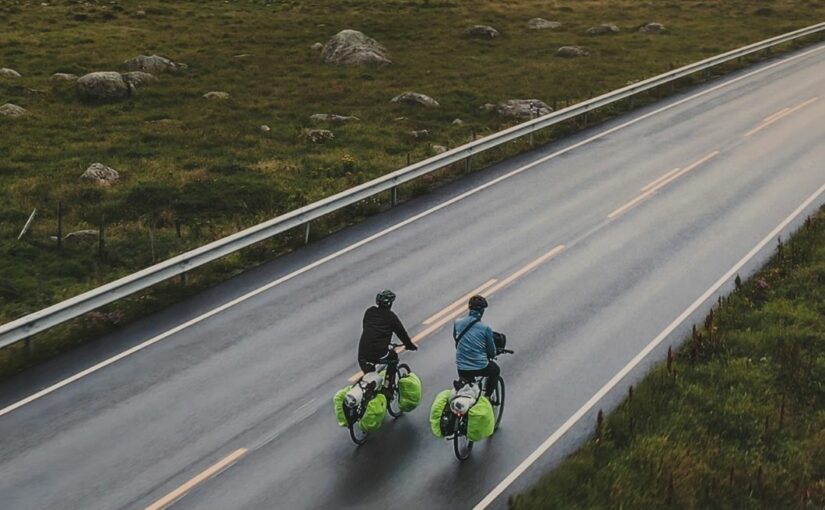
[496,99,552,119]
[466,25,500,38]
[76,72,132,102]
[50,73,79,82]
[527,18,562,30]
[0,68,21,78]
[322,30,392,66]
[587,24,620,35]
[81,163,120,185]
[0,103,26,117]
[123,54,183,73]
[310,113,360,123]
[121,71,155,86]
[391,92,440,108]
[556,46,590,58]
[639,22,666,33]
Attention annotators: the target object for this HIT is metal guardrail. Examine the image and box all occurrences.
[2,22,824,349]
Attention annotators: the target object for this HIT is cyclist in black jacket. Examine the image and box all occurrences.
[358,290,417,378]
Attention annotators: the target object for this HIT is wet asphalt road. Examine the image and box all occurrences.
[1,43,824,510]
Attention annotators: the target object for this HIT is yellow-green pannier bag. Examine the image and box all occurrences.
[333,386,350,427]
[358,393,387,433]
[467,396,495,441]
[398,372,423,412]
[429,389,452,437]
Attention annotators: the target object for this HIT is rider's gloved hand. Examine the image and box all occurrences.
[406,344,418,351]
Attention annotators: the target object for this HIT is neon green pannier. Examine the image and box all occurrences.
[429,389,452,438]
[467,396,495,441]
[398,372,423,412]
[358,393,387,433]
[333,386,350,427]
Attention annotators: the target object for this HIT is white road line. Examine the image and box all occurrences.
[473,179,825,510]
[2,44,824,419]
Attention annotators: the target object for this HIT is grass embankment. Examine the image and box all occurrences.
[511,208,825,509]
[1,1,824,376]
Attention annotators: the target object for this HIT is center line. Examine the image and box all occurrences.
[641,167,681,192]
[145,448,247,510]
[609,151,720,219]
[745,96,819,137]
[423,279,498,325]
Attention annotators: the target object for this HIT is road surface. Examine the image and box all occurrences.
[1,42,824,510]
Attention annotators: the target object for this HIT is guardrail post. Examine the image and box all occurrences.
[98,214,106,258]
[391,186,398,207]
[304,222,311,245]
[25,337,33,355]
[56,201,63,250]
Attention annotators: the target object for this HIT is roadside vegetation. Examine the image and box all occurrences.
[1,0,825,376]
[511,207,825,509]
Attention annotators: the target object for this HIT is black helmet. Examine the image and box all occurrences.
[468,295,488,311]
[376,289,396,308]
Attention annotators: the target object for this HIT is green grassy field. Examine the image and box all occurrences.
[1,1,824,364]
[511,207,825,509]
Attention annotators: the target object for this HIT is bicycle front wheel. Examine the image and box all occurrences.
[491,377,505,430]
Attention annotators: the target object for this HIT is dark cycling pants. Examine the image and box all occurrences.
[359,349,398,378]
[458,360,500,398]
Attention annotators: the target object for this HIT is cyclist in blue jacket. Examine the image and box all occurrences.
[453,295,499,397]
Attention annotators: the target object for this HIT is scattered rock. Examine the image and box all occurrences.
[0,68,22,78]
[233,54,252,59]
[556,46,590,58]
[394,117,408,122]
[144,118,180,126]
[527,18,562,30]
[639,22,666,33]
[466,25,500,38]
[133,9,146,18]
[310,113,360,123]
[391,92,439,108]
[586,24,620,35]
[260,124,271,132]
[203,91,230,100]
[452,118,464,126]
[121,71,155,87]
[50,72,78,82]
[123,54,183,73]
[480,103,497,111]
[322,30,392,66]
[311,42,323,51]
[76,72,132,102]
[0,103,26,117]
[410,129,430,139]
[64,230,99,245]
[496,99,552,119]
[81,163,120,185]
[304,129,335,143]
[431,144,448,154]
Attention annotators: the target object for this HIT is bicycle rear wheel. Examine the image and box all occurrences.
[490,377,505,430]
[387,363,410,418]
[349,423,369,445]
[453,417,473,461]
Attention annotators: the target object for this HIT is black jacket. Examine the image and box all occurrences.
[357,306,414,362]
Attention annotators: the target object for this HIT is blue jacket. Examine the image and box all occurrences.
[454,310,495,371]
